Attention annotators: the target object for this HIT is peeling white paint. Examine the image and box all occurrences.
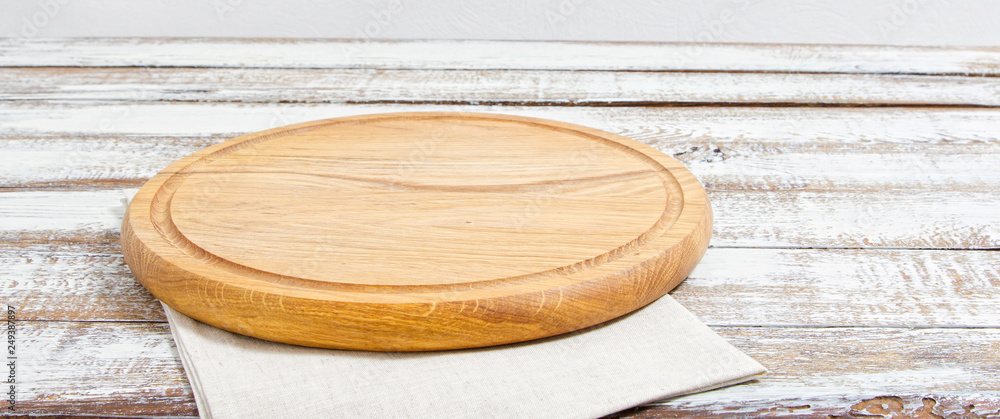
[2,38,1000,72]
[0,190,126,232]
[3,68,1000,106]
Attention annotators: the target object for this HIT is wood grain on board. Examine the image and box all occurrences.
[120,112,713,351]
[2,38,999,417]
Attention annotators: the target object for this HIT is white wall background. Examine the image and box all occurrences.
[2,0,998,46]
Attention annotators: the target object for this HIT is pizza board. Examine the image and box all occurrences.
[121,112,712,351]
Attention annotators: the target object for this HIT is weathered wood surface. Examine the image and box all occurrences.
[9,322,1000,418]
[3,105,999,193]
[1,39,998,75]
[7,242,1000,328]
[12,322,197,417]
[639,327,1000,418]
[3,67,1000,106]
[4,188,997,251]
[6,103,1000,142]
[2,38,999,418]
[2,105,999,249]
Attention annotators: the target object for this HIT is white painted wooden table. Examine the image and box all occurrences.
[2,39,999,418]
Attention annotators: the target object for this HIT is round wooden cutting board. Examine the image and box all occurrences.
[121,112,712,351]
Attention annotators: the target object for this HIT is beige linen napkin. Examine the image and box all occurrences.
[121,190,764,418]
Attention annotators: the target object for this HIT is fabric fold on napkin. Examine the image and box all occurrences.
[162,297,762,419]
[121,189,764,418]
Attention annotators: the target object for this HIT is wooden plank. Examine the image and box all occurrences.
[0,102,970,142]
[6,242,1000,328]
[4,67,1000,106]
[0,191,126,233]
[4,102,998,141]
[1,244,164,322]
[620,395,1000,418]
[680,248,1000,328]
[1,39,998,75]
[13,321,197,417]
[2,188,998,251]
[710,189,999,249]
[641,327,1000,417]
[2,104,999,192]
[11,320,1000,417]
[4,129,999,193]
[0,134,222,190]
